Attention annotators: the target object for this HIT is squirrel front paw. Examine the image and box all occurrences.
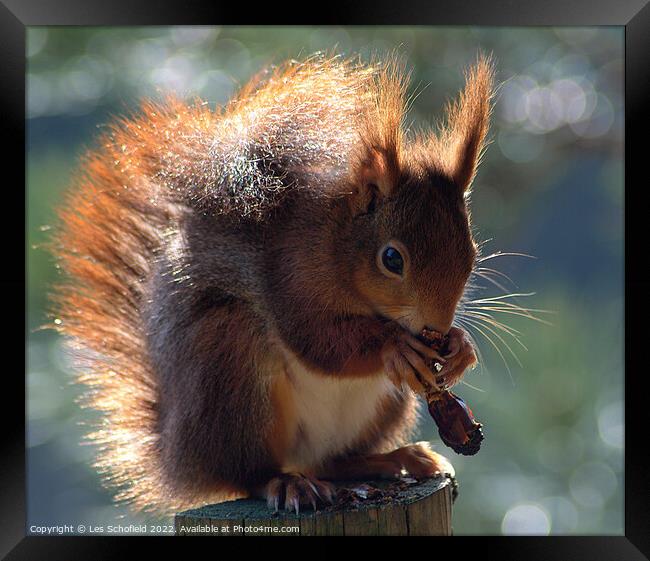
[436,327,477,389]
[381,326,447,395]
[263,473,336,514]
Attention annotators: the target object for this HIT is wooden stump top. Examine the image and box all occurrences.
[175,475,456,536]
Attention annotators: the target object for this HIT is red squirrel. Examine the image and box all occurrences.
[51,54,493,514]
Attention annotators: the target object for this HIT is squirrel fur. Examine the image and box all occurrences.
[51,54,494,513]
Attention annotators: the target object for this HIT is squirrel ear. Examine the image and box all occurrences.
[438,54,495,193]
[349,58,406,215]
[349,147,399,216]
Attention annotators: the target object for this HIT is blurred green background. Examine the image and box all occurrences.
[27,26,623,535]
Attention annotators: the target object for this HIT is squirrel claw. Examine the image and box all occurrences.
[263,473,335,513]
[286,495,300,514]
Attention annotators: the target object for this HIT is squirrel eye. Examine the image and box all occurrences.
[381,246,404,276]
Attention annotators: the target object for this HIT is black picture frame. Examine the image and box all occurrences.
[5,0,649,558]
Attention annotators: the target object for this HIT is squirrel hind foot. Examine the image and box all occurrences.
[258,473,336,514]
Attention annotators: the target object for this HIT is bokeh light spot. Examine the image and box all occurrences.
[569,461,618,509]
[501,503,551,535]
[597,400,623,449]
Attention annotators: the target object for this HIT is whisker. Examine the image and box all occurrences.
[465,305,554,326]
[459,242,550,382]
[467,292,537,302]
[460,316,516,386]
[477,251,537,263]
[461,309,525,336]
[476,266,519,288]
[465,292,554,324]
[475,238,493,250]
[458,379,486,393]
[467,301,554,316]
[462,312,528,358]
[472,270,513,296]
[460,310,528,351]
[465,315,523,368]
[467,302,554,314]
[453,316,487,377]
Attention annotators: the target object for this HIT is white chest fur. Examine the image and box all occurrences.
[282,353,397,471]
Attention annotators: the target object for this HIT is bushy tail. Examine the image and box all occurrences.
[51,138,170,511]
[48,105,244,512]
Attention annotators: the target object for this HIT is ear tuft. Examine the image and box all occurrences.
[349,57,408,215]
[433,53,496,192]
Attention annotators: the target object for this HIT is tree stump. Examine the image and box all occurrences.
[175,475,456,536]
